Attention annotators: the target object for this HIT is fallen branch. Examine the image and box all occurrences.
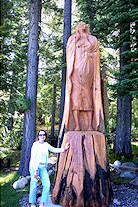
[119,166,138,172]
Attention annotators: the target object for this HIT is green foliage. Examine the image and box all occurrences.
[8,95,31,114]
[0,147,21,168]
[36,0,64,127]
[0,116,24,149]
[1,0,29,93]
[97,0,138,97]
[0,0,30,150]
[106,97,117,135]
[36,82,61,127]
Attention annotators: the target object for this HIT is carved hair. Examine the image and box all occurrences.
[75,22,91,42]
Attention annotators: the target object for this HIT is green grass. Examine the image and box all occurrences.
[110,171,132,185]
[0,143,21,169]
[0,147,29,207]
[0,171,29,207]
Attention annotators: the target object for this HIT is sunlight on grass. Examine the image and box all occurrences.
[0,171,17,186]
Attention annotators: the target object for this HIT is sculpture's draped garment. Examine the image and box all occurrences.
[71,37,93,111]
[59,33,104,135]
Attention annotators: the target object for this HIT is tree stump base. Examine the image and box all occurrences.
[52,131,113,207]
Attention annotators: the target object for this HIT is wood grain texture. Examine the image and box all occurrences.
[52,131,113,207]
[59,22,104,138]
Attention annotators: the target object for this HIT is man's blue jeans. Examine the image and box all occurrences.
[29,164,50,204]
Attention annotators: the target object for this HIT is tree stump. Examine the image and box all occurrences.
[52,131,113,207]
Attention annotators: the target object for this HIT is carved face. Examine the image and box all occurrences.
[75,22,90,35]
[78,23,86,33]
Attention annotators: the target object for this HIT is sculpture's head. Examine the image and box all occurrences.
[75,22,91,42]
[75,22,91,35]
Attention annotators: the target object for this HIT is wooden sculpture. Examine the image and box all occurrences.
[52,22,112,207]
[59,22,104,135]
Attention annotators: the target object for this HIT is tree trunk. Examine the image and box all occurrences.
[58,0,72,146]
[6,71,15,131]
[114,22,132,156]
[115,96,132,155]
[6,95,14,131]
[51,84,56,139]
[101,76,109,123]
[19,0,42,176]
[52,131,113,207]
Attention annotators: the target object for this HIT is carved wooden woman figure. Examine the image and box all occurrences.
[60,22,104,133]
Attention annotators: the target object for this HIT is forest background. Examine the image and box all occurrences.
[0,0,138,177]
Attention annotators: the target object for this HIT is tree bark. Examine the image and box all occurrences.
[51,84,56,140]
[115,96,132,155]
[19,0,42,176]
[52,131,113,207]
[101,76,110,123]
[6,95,14,131]
[58,0,72,146]
[6,72,15,131]
[114,22,132,156]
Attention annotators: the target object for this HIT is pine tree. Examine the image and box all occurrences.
[19,0,42,176]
